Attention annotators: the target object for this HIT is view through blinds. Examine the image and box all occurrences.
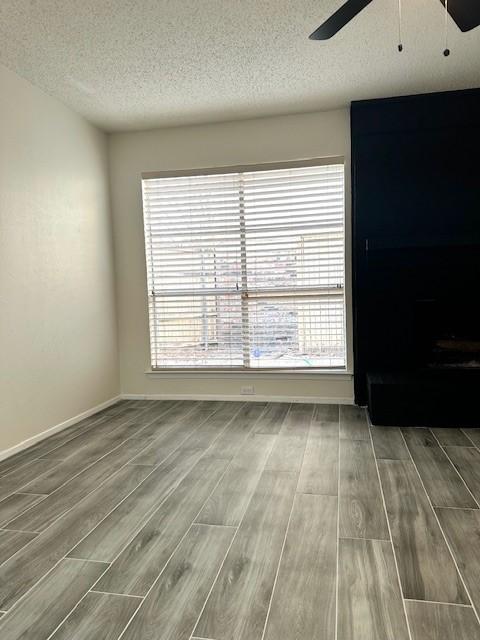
[142,162,346,369]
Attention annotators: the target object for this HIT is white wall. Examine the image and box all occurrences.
[0,64,120,452]
[109,109,353,402]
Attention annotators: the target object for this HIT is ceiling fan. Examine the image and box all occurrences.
[309,0,480,41]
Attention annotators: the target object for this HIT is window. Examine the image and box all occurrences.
[142,160,346,370]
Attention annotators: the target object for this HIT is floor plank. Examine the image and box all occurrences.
[296,403,339,495]
[378,459,468,603]
[26,403,176,477]
[443,446,480,503]
[120,399,181,418]
[0,450,45,481]
[0,529,37,565]
[6,437,151,532]
[69,447,203,561]
[20,459,98,495]
[402,430,477,508]
[194,470,296,640]
[19,411,159,495]
[253,402,290,435]
[0,459,61,501]
[371,426,410,460]
[94,456,230,596]
[130,402,231,466]
[305,403,339,439]
[49,592,140,640]
[339,439,389,540]
[265,403,313,472]
[196,434,275,526]
[431,429,473,447]
[37,411,147,462]
[263,494,337,640]
[0,402,129,478]
[401,428,437,447]
[311,403,340,426]
[203,402,267,459]
[129,426,197,467]
[0,493,46,527]
[0,464,151,611]
[39,401,171,461]
[406,601,480,640]
[132,400,211,440]
[122,524,234,640]
[174,402,246,453]
[436,507,480,616]
[0,559,107,640]
[462,429,480,448]
[340,405,370,441]
[297,430,338,496]
[338,538,410,640]
[0,442,66,481]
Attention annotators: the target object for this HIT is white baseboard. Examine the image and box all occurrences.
[0,395,122,463]
[121,393,354,405]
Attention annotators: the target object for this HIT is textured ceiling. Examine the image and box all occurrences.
[0,0,479,132]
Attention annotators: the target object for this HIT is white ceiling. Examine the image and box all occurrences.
[1,0,479,132]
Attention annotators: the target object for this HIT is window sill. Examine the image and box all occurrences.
[145,368,353,381]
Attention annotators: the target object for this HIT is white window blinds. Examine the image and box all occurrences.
[142,162,346,369]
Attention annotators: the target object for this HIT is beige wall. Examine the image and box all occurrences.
[109,109,353,402]
[0,64,119,453]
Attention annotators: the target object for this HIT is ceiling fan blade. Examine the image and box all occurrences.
[439,0,480,32]
[309,0,375,40]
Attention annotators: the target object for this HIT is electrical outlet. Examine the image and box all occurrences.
[241,385,255,395]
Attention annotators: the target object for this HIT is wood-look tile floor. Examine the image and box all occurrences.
[1,399,480,639]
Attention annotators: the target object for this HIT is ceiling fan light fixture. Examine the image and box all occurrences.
[397,0,404,52]
[443,0,451,55]
[309,0,480,55]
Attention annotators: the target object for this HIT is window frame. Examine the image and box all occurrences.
[141,156,347,373]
